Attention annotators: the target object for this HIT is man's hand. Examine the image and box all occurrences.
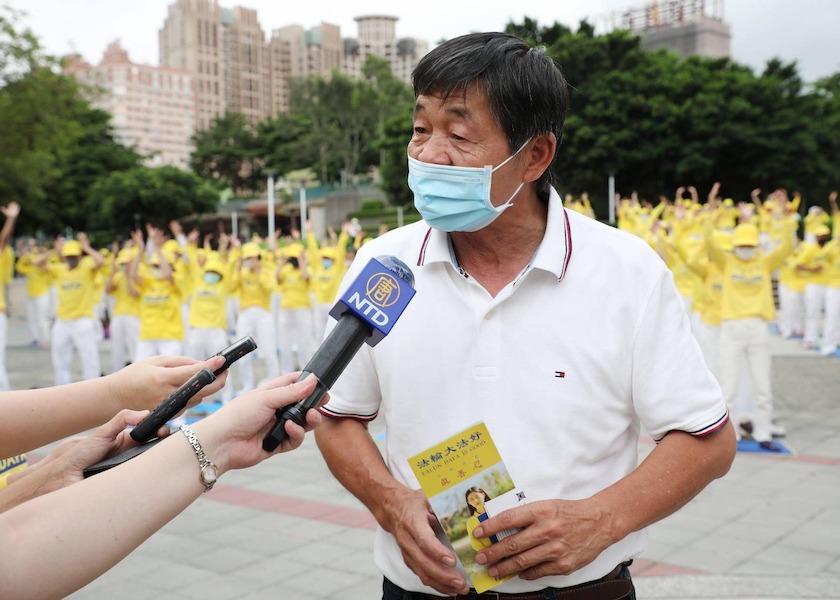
[471,498,616,581]
[382,488,469,596]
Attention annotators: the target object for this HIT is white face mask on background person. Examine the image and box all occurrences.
[408,138,531,232]
[734,247,758,261]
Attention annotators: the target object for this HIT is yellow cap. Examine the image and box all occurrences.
[203,256,226,275]
[241,243,261,260]
[116,248,137,264]
[61,240,82,257]
[163,239,182,255]
[814,225,831,238]
[733,224,759,247]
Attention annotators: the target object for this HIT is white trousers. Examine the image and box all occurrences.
[821,287,840,354]
[312,302,331,343]
[698,322,754,421]
[280,307,315,373]
[26,293,51,344]
[235,306,279,391]
[271,292,283,354]
[720,318,774,443]
[110,314,140,373]
[778,283,804,338]
[188,326,234,402]
[52,317,101,385]
[135,339,183,361]
[804,283,827,344]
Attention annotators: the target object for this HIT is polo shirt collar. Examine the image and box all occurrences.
[415,187,573,283]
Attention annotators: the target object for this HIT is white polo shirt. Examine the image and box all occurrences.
[322,187,728,594]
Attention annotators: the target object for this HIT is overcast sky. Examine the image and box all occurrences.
[10,0,840,83]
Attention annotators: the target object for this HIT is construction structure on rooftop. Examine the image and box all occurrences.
[600,0,731,59]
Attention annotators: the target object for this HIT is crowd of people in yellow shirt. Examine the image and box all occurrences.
[2,187,837,445]
[8,214,373,405]
[568,184,839,450]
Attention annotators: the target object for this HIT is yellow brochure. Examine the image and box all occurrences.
[407,422,521,593]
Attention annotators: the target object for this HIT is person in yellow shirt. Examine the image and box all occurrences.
[706,220,794,451]
[821,232,840,356]
[35,233,105,385]
[15,240,53,347]
[232,241,279,393]
[105,246,141,373]
[795,225,832,350]
[187,254,235,399]
[306,221,350,340]
[0,203,20,390]
[128,228,185,361]
[777,240,808,339]
[803,205,831,241]
[276,248,313,373]
[164,222,193,335]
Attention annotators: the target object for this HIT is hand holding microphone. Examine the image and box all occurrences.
[262,256,416,451]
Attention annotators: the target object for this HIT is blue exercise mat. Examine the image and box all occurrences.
[737,439,794,455]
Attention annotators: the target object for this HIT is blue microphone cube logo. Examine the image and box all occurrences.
[330,257,416,346]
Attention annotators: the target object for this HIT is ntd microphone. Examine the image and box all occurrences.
[262,256,415,451]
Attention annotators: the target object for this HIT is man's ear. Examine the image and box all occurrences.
[523,133,557,184]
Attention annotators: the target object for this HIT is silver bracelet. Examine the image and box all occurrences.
[179,424,219,492]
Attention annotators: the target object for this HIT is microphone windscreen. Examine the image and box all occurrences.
[376,255,415,288]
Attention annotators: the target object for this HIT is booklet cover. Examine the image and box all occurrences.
[407,422,525,593]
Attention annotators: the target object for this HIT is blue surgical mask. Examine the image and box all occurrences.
[408,139,530,232]
[204,272,222,285]
[322,259,334,270]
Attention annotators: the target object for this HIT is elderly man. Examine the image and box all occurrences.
[315,32,735,599]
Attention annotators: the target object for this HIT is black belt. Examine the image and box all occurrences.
[388,562,634,600]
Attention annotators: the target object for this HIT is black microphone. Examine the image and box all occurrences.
[262,255,416,451]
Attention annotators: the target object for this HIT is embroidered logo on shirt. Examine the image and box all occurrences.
[555,371,566,378]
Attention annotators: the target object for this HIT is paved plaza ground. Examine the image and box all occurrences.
[6,279,840,600]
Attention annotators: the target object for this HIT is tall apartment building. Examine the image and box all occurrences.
[343,15,428,84]
[220,6,270,123]
[159,1,427,124]
[159,0,223,131]
[65,41,195,169]
[160,0,286,126]
[269,21,343,113]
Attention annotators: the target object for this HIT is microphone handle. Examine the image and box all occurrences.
[262,315,372,452]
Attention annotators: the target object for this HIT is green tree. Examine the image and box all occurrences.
[0,6,143,234]
[376,112,413,207]
[285,56,414,187]
[190,111,260,195]
[87,166,219,238]
[256,112,315,177]
[504,17,840,215]
[45,108,142,231]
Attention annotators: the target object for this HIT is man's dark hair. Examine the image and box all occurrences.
[412,32,569,202]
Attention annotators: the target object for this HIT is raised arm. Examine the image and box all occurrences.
[77,233,104,270]
[0,202,20,251]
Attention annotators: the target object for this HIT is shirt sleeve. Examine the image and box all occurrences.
[631,269,729,441]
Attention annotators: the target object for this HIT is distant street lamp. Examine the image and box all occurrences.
[266,170,276,240]
[299,186,307,233]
